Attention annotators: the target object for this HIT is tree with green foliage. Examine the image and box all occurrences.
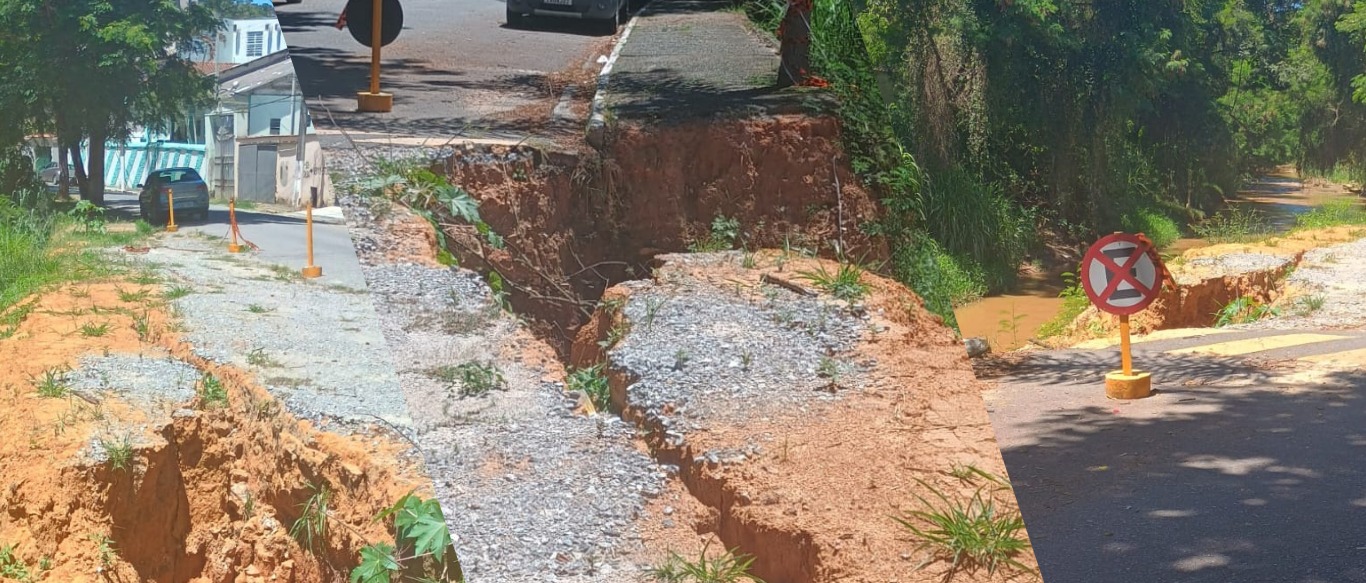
[0,0,221,204]
[738,0,1366,326]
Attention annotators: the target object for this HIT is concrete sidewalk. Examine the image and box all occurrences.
[598,0,826,125]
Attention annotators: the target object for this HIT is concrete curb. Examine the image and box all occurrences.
[585,1,654,149]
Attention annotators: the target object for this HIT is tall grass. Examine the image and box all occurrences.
[0,205,61,311]
[1295,199,1366,230]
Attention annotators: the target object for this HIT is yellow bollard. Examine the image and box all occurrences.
[301,199,323,278]
[165,187,178,233]
[1105,314,1152,399]
[227,198,243,253]
[356,0,394,112]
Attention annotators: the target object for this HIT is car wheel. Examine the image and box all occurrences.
[597,8,619,34]
[506,6,527,27]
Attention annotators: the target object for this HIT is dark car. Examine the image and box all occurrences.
[138,167,210,224]
[506,0,626,34]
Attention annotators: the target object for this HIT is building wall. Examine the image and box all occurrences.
[187,18,287,64]
[245,93,303,137]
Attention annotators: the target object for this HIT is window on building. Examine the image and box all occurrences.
[246,31,264,57]
[269,118,282,135]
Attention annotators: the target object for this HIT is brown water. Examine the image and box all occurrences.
[952,169,1359,352]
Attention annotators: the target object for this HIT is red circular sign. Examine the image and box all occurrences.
[1080,233,1164,316]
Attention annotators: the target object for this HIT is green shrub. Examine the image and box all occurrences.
[1295,199,1366,230]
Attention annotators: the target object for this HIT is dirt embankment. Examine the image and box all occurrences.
[1059,226,1366,343]
[571,253,1035,583]
[0,281,424,581]
[428,114,888,353]
[378,113,1035,581]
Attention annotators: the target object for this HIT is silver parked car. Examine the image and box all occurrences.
[138,167,210,224]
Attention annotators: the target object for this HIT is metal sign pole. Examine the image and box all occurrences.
[356,0,394,112]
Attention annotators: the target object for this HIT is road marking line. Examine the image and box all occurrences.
[1166,333,1349,357]
[1074,328,1234,350]
[1300,347,1366,366]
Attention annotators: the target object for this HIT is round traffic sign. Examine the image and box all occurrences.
[1080,233,1164,316]
[346,0,404,48]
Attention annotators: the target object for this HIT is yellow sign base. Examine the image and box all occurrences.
[165,225,179,233]
[1105,370,1152,400]
[357,91,393,112]
[301,266,323,279]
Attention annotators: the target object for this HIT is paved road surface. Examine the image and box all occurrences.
[985,326,1366,583]
[105,192,368,289]
[274,0,613,140]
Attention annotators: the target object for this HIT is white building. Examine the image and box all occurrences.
[184,18,288,65]
[205,51,329,207]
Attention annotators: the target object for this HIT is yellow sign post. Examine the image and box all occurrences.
[356,0,393,112]
[301,199,323,279]
[165,188,178,233]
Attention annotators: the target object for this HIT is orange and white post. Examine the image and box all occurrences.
[228,198,243,253]
[301,199,323,278]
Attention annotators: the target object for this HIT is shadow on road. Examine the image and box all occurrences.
[989,350,1366,582]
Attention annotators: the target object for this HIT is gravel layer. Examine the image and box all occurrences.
[1175,252,1290,284]
[610,253,869,448]
[363,261,667,582]
[131,235,412,430]
[68,352,200,411]
[1244,239,1366,330]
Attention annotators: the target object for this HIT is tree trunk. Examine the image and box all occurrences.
[70,143,91,202]
[57,143,71,200]
[86,130,106,205]
[776,0,813,88]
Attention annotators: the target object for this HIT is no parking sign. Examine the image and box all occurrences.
[1080,232,1169,400]
[1080,233,1162,316]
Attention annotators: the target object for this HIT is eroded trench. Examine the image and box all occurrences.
[417,115,891,581]
[1,304,418,582]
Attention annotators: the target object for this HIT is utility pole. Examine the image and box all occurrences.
[292,75,307,208]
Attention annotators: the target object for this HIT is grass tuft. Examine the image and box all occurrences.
[895,472,1033,580]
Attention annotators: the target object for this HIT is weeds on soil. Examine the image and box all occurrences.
[1214,295,1277,327]
[198,372,229,408]
[689,215,743,253]
[32,366,69,398]
[291,481,331,553]
[567,364,611,412]
[895,471,1033,582]
[0,543,42,582]
[430,362,507,398]
[351,492,463,583]
[648,539,764,583]
[797,261,870,303]
[100,435,134,472]
[79,322,111,337]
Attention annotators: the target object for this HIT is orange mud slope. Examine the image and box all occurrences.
[575,252,1039,583]
[0,281,427,582]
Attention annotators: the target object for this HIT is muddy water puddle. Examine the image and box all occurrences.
[954,170,1360,351]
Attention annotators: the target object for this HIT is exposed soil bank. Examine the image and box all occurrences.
[0,280,425,581]
[430,115,887,353]
[1057,226,1366,344]
[399,117,1035,579]
[571,252,1036,583]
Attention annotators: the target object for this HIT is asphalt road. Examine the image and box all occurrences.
[983,329,1366,583]
[105,192,368,289]
[274,0,614,140]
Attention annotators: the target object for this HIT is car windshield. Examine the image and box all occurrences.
[153,169,202,183]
